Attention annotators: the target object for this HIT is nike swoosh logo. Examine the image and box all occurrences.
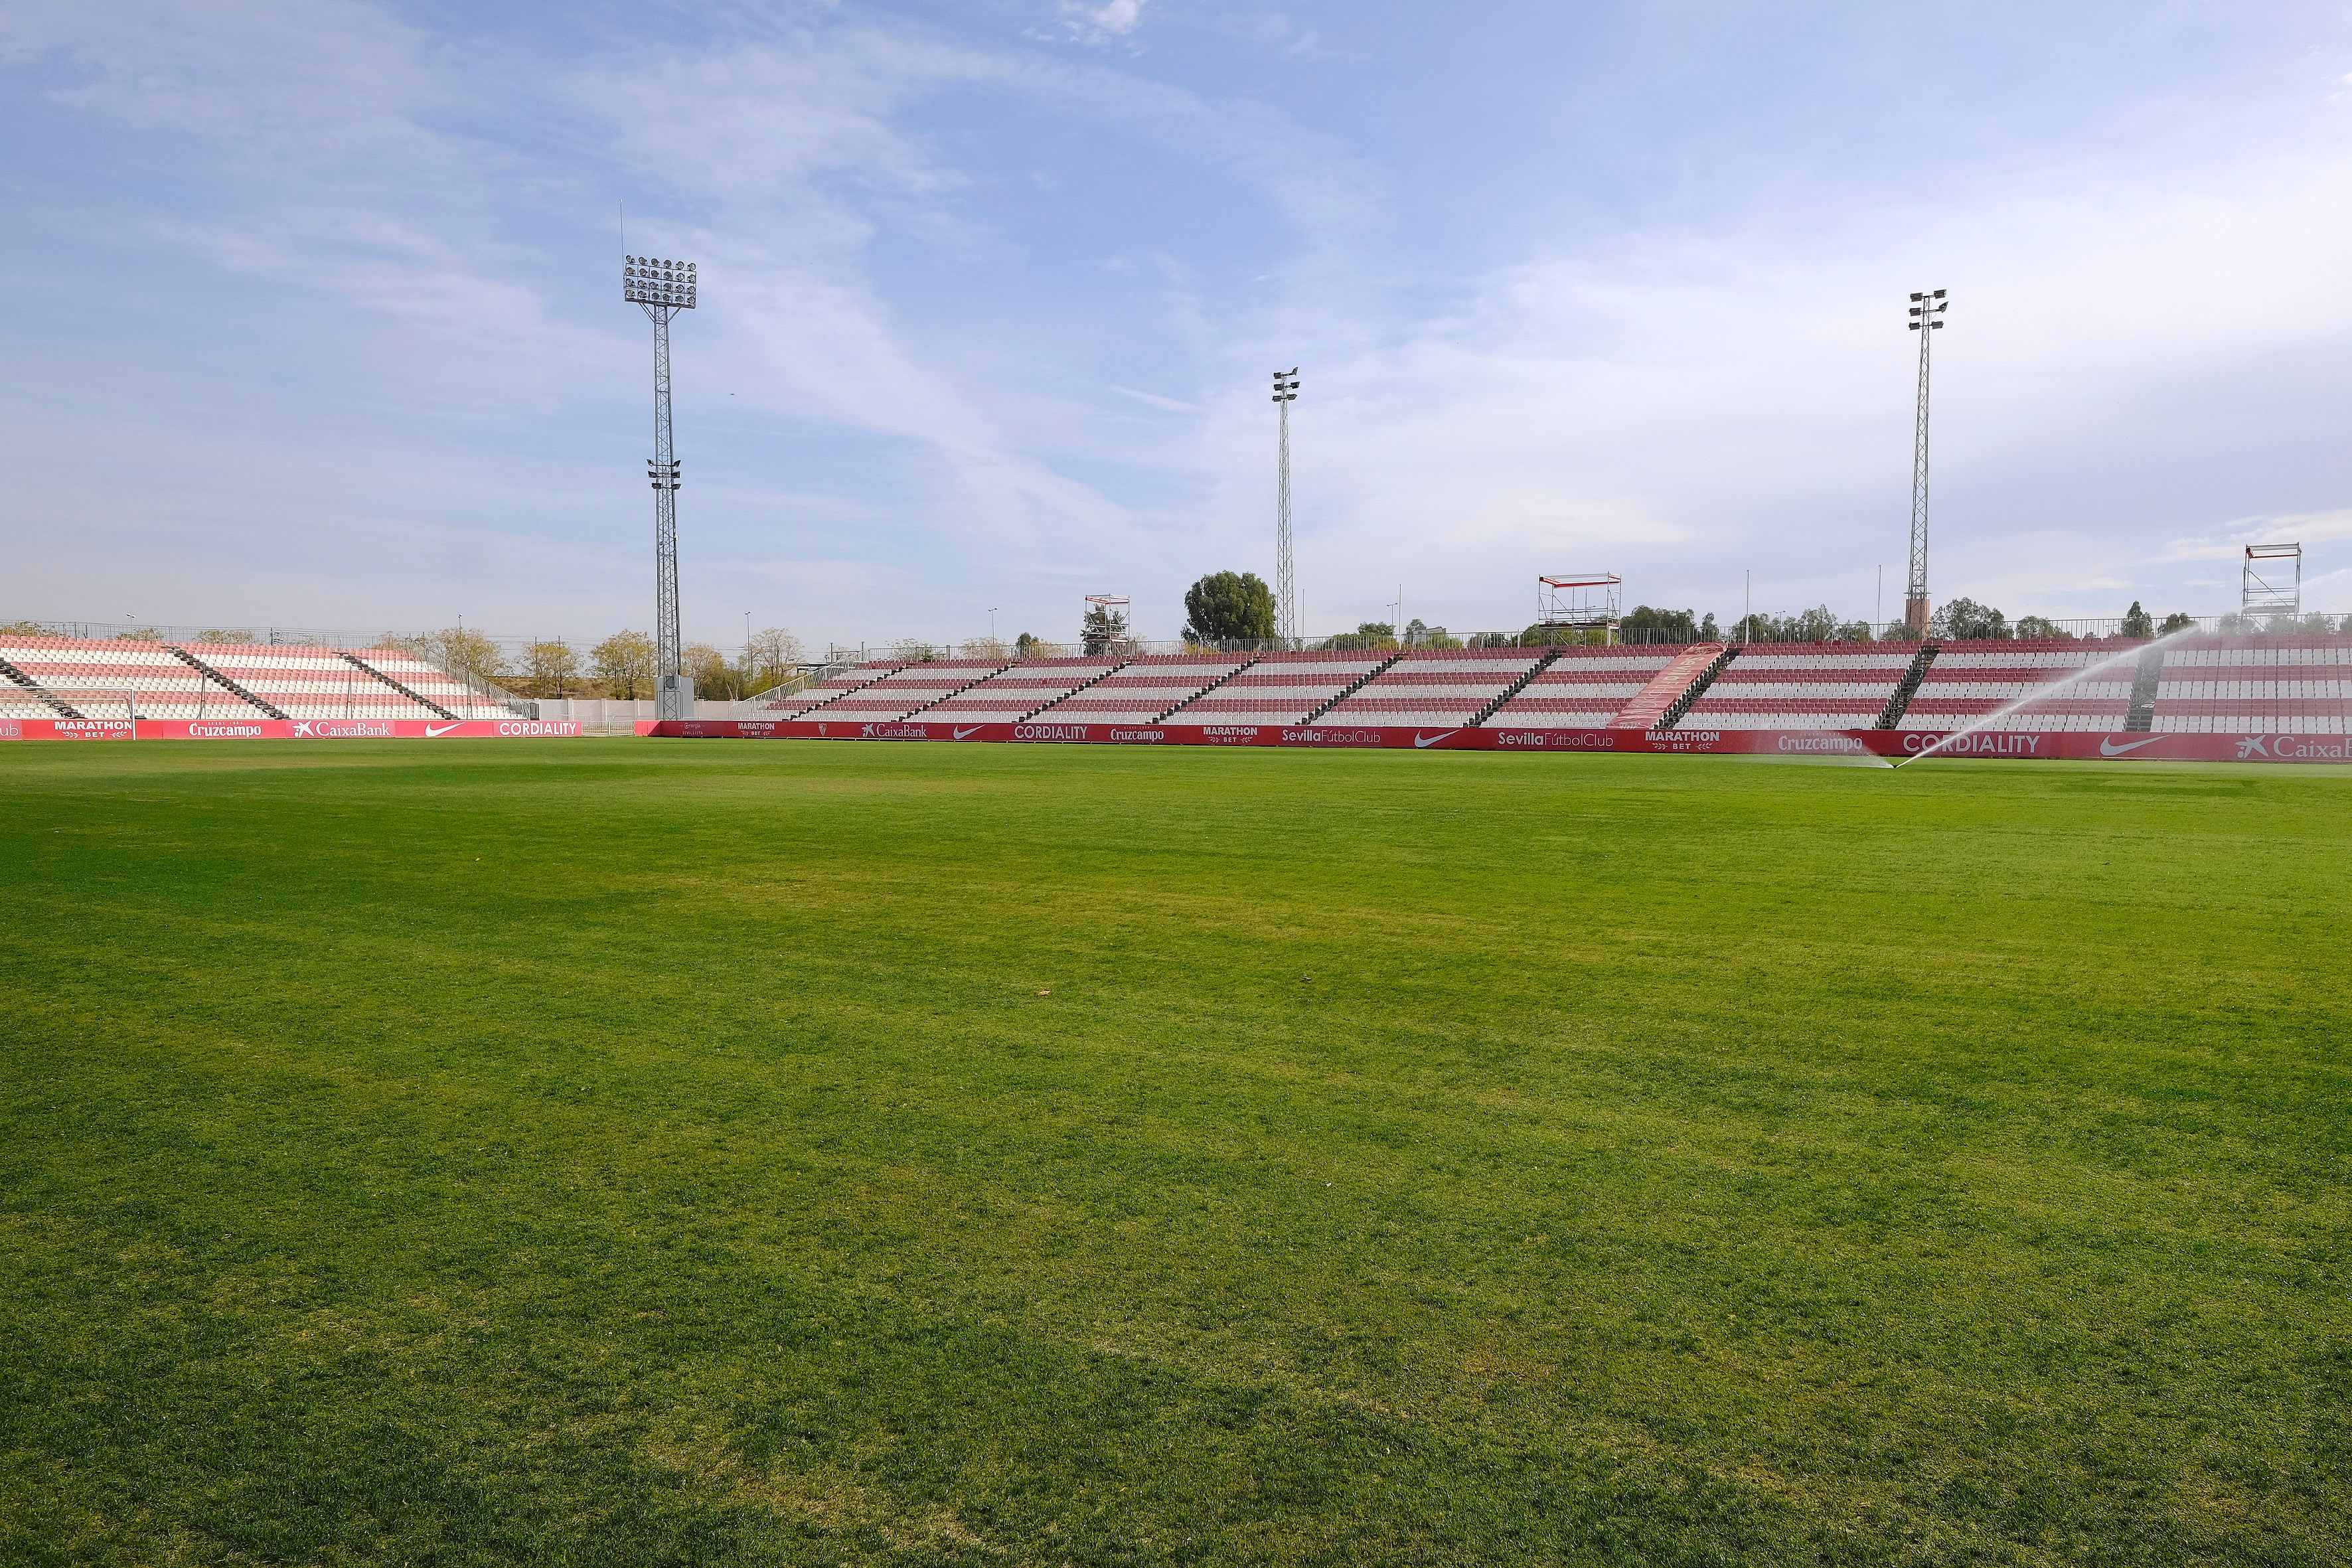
[1413,730,1458,747]
[2098,736,2161,756]
[953,726,983,740]
[425,722,465,737]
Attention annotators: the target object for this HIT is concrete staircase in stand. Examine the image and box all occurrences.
[2124,645,2165,732]
[1609,643,1729,730]
[1875,643,1938,729]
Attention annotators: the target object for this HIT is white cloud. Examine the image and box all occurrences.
[1111,386,1200,412]
[1058,0,1148,46]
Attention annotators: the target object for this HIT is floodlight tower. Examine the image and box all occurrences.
[624,254,698,719]
[1904,289,1948,634]
[1272,369,1300,646]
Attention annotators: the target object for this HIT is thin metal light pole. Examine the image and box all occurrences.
[625,254,696,719]
[1905,289,1948,634]
[1273,369,1300,647]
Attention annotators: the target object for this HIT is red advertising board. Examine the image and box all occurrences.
[649,718,2352,763]
[0,718,638,742]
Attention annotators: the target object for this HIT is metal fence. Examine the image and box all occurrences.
[17,607,2347,710]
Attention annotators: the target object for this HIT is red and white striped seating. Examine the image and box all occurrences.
[1320,647,1547,727]
[922,659,1126,722]
[813,661,1011,722]
[1030,655,1249,723]
[1680,644,1913,730]
[1484,646,1682,728]
[346,648,517,718]
[752,661,902,718]
[1162,650,1391,726]
[0,636,272,720]
[187,644,448,720]
[1898,640,2141,732]
[2152,637,2352,734]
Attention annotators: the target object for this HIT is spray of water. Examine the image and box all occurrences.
[1892,624,2200,769]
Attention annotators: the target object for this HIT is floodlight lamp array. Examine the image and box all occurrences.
[1907,287,1948,329]
[625,255,698,308]
[648,457,682,491]
[1271,368,1300,402]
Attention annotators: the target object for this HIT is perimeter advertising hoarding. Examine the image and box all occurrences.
[0,718,619,741]
[651,720,2350,762]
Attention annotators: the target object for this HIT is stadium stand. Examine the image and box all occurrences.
[1483,646,1688,729]
[1029,653,1251,723]
[344,647,522,718]
[1318,647,1548,727]
[0,636,274,720]
[747,661,902,718]
[181,644,454,721]
[1897,639,2142,732]
[1677,644,1916,730]
[921,658,1127,722]
[811,660,1012,722]
[1162,650,1395,726]
[2150,637,2352,734]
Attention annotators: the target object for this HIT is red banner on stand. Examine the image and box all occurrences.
[647,718,2352,763]
[0,718,597,742]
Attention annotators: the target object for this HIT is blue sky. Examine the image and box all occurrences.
[7,1,2352,649]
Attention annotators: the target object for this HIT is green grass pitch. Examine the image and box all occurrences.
[1,740,2345,1566]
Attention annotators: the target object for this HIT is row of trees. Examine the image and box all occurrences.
[380,626,807,699]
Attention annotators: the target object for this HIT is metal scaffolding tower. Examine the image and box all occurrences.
[2242,542,2302,618]
[1905,289,1948,634]
[1273,369,1300,646]
[625,254,696,718]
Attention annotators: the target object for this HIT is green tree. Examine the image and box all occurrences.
[2120,601,2154,639]
[744,627,804,689]
[1181,572,1277,643]
[198,629,258,645]
[1620,605,1697,643]
[520,639,580,697]
[394,626,507,680]
[1324,621,1398,651]
[1932,598,2009,641]
[682,641,730,699]
[2157,612,2196,635]
[590,630,657,698]
[2013,615,2070,641]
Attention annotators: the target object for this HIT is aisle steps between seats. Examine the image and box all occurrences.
[1610,643,1727,729]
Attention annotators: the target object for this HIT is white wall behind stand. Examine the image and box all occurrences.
[532,698,665,732]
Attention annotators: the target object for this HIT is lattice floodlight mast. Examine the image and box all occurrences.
[2242,542,2301,617]
[1537,574,1622,643]
[1273,370,1300,646]
[625,254,697,719]
[1905,288,1948,634]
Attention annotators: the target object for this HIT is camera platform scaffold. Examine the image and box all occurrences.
[1537,574,1622,644]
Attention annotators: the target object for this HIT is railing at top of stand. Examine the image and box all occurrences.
[406,652,534,718]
